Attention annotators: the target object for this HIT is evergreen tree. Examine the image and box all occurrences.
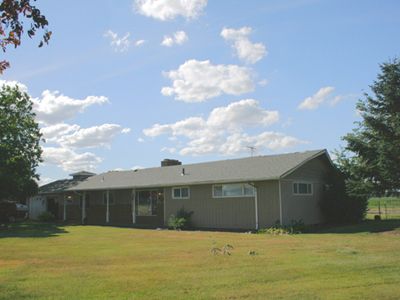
[340,58,400,197]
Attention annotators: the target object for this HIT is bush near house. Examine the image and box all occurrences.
[37,211,56,222]
[167,207,193,230]
[319,177,368,223]
[0,201,17,224]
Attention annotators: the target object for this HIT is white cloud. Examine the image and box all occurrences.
[135,0,207,21]
[57,124,131,148]
[135,39,146,47]
[104,30,132,52]
[143,99,304,156]
[161,59,254,102]
[42,147,102,172]
[41,123,80,142]
[161,30,188,47]
[104,30,146,51]
[221,27,266,64]
[298,86,335,110]
[32,90,108,124]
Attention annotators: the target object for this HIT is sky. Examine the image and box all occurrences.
[2,0,400,184]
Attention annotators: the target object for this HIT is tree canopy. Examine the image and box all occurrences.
[338,58,400,197]
[0,84,42,201]
[0,0,51,73]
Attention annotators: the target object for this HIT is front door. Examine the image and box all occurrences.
[135,189,164,226]
[47,198,59,219]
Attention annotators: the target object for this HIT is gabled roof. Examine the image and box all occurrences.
[69,149,331,191]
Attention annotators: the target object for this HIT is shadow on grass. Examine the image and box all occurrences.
[0,221,68,238]
[308,219,400,234]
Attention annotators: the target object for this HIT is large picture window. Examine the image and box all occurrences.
[137,190,158,216]
[213,183,255,198]
[172,187,190,199]
[293,182,313,195]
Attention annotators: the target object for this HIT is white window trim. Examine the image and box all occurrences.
[212,183,255,198]
[172,187,190,199]
[293,181,313,196]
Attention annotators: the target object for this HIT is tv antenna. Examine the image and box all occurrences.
[246,146,256,157]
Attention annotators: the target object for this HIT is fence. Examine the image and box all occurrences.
[368,197,400,219]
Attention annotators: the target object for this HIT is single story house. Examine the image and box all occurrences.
[30,149,341,230]
[28,171,96,220]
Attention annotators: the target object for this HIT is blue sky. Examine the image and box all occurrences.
[2,0,400,183]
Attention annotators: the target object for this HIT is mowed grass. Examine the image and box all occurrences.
[1,222,400,300]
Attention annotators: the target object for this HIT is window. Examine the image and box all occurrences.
[213,183,255,198]
[137,190,158,216]
[293,182,313,195]
[102,191,115,205]
[172,187,190,199]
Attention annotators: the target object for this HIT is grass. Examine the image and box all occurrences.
[1,221,400,299]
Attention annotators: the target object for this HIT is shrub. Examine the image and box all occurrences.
[0,201,17,224]
[259,220,306,235]
[37,211,55,222]
[168,207,193,230]
[320,177,368,224]
[167,215,186,230]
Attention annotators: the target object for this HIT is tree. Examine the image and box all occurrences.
[0,84,42,202]
[0,0,51,74]
[339,58,400,198]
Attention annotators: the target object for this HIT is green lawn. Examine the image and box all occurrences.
[1,221,400,299]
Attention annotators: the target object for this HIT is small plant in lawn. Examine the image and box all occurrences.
[37,211,55,222]
[210,244,234,256]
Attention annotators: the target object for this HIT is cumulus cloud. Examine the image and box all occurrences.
[221,27,266,64]
[161,30,188,47]
[298,86,335,110]
[57,124,131,148]
[135,0,207,21]
[143,99,304,156]
[161,59,254,102]
[41,123,81,142]
[32,90,108,124]
[42,147,102,172]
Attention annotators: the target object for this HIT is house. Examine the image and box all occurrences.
[28,171,96,220]
[30,149,340,229]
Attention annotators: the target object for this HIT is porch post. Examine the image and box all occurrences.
[81,192,86,224]
[63,195,67,221]
[106,190,110,223]
[254,185,259,230]
[131,189,136,224]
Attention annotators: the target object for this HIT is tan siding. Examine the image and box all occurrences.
[281,155,336,225]
[257,181,280,228]
[165,184,256,229]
